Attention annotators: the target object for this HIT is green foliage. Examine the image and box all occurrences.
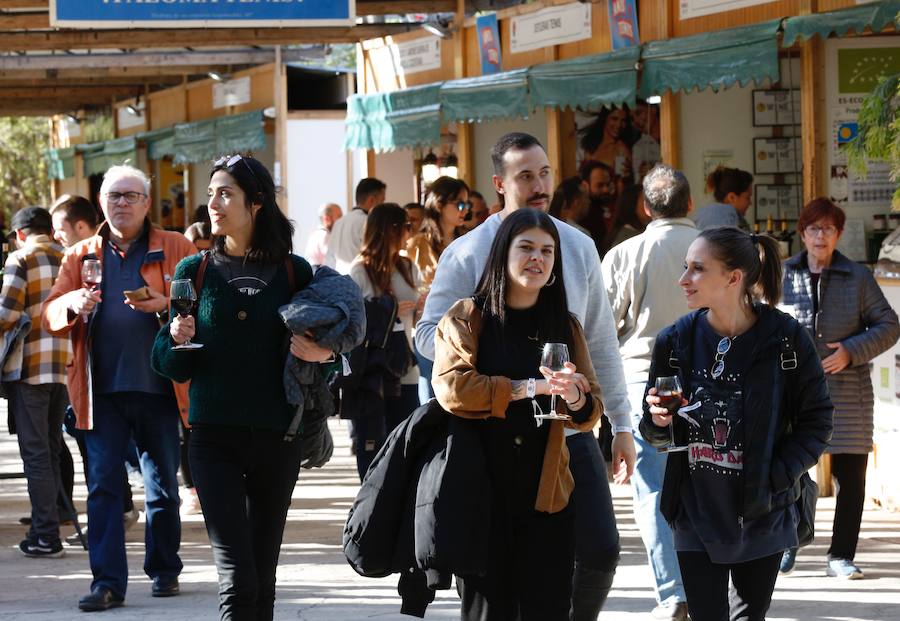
[83,113,114,144]
[0,117,51,228]
[844,72,900,209]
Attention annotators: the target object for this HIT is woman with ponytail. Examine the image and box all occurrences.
[640,227,833,621]
[693,166,754,232]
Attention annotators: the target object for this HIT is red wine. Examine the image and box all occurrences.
[171,298,195,317]
[83,277,101,288]
[656,391,682,413]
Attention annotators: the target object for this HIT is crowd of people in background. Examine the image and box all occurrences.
[2,122,898,621]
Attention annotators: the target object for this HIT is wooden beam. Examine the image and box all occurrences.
[0,48,310,71]
[0,67,226,80]
[0,76,182,88]
[0,11,47,30]
[0,24,412,51]
[0,85,142,99]
[0,0,47,9]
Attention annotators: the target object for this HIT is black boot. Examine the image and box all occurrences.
[570,565,615,621]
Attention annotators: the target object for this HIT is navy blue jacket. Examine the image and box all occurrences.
[639,305,833,523]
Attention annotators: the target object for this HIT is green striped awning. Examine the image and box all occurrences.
[80,137,137,177]
[344,83,442,151]
[216,110,266,156]
[44,146,76,180]
[172,118,217,165]
[529,47,640,111]
[639,19,782,98]
[137,126,176,161]
[440,69,530,123]
[783,0,900,46]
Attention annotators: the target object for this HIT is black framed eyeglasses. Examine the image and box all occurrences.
[105,191,147,204]
[215,154,261,188]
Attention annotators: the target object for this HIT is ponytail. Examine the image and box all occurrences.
[700,228,783,308]
[706,166,753,203]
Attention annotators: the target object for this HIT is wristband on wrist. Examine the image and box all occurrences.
[565,385,583,407]
[526,378,536,399]
[612,424,633,435]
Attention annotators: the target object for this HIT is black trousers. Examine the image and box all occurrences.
[678,550,781,621]
[458,503,575,621]
[828,453,869,561]
[189,424,302,621]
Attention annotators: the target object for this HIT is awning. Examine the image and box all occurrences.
[344,84,442,152]
[44,146,76,180]
[172,118,217,165]
[216,110,266,156]
[137,126,176,161]
[528,47,640,111]
[81,137,137,177]
[639,19,782,98]
[783,0,900,46]
[440,69,530,123]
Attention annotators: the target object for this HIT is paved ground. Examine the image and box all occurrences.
[2,415,900,620]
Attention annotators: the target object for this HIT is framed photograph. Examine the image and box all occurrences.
[752,89,801,126]
[753,137,800,174]
[755,184,801,221]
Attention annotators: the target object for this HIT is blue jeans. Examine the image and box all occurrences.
[85,392,183,598]
[413,342,435,405]
[628,382,686,607]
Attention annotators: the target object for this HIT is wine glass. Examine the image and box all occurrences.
[80,259,102,323]
[655,376,688,453]
[170,279,203,351]
[536,342,572,421]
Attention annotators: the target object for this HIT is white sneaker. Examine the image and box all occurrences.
[181,488,202,516]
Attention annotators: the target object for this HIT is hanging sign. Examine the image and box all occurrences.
[389,37,443,76]
[509,3,592,54]
[50,0,355,29]
[608,0,640,49]
[476,13,503,75]
[680,0,776,20]
[213,77,252,109]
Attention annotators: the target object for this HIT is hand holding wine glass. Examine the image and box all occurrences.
[535,342,573,421]
[648,376,689,453]
[170,279,203,351]
[76,258,102,321]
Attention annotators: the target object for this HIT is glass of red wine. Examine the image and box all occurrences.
[80,258,102,323]
[170,279,203,351]
[655,376,688,453]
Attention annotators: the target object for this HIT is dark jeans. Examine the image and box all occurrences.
[86,392,182,598]
[9,382,68,541]
[567,431,620,620]
[180,420,194,488]
[678,550,781,621]
[190,424,303,621]
[60,439,75,513]
[458,503,575,621]
[66,406,134,513]
[350,384,419,480]
[828,453,869,561]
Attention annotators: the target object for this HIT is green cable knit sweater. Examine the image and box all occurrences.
[151,253,313,431]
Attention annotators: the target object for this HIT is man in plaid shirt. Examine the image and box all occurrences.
[0,206,70,558]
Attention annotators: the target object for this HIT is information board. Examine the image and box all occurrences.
[51,0,355,29]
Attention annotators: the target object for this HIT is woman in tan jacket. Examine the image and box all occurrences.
[432,209,603,621]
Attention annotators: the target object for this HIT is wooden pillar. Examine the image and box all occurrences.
[800,37,824,205]
[660,91,681,168]
[274,48,289,213]
[453,0,474,185]
[543,45,563,185]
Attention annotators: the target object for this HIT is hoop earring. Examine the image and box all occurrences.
[544,273,556,287]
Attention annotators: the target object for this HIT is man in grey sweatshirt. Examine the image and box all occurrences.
[415,132,634,620]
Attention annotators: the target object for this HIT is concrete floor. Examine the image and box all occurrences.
[2,416,899,620]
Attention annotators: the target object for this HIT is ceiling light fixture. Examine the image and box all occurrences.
[422,151,440,184]
[421,18,455,39]
[207,71,231,82]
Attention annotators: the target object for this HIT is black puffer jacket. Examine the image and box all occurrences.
[639,305,833,523]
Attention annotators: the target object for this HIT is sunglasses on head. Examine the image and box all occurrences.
[392,221,413,231]
[215,154,261,188]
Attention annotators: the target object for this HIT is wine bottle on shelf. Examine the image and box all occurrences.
[777,219,795,258]
[754,222,761,234]
[765,215,775,237]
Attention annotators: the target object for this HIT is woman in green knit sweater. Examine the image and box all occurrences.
[151,155,334,621]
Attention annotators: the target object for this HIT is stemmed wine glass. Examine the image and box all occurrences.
[80,258,102,323]
[535,342,572,421]
[655,376,688,453]
[170,279,203,351]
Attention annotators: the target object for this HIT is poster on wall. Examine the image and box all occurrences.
[755,184,801,221]
[826,38,900,210]
[753,137,800,174]
[680,0,777,20]
[752,89,800,126]
[702,149,734,181]
[213,76,251,109]
[389,37,442,75]
[608,0,640,49]
[510,3,592,54]
[476,13,502,75]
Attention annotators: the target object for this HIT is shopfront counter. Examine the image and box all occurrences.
[869,278,900,511]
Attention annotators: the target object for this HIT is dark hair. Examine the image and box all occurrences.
[50,194,99,228]
[797,197,846,233]
[21,225,52,236]
[642,164,691,218]
[698,227,782,307]
[210,154,293,264]
[706,166,753,203]
[421,176,468,256]
[192,205,210,225]
[469,190,484,201]
[359,202,415,295]
[403,202,424,213]
[579,159,614,184]
[475,209,571,344]
[355,177,386,206]
[578,107,633,155]
[490,132,544,177]
[613,185,644,230]
[549,176,586,219]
